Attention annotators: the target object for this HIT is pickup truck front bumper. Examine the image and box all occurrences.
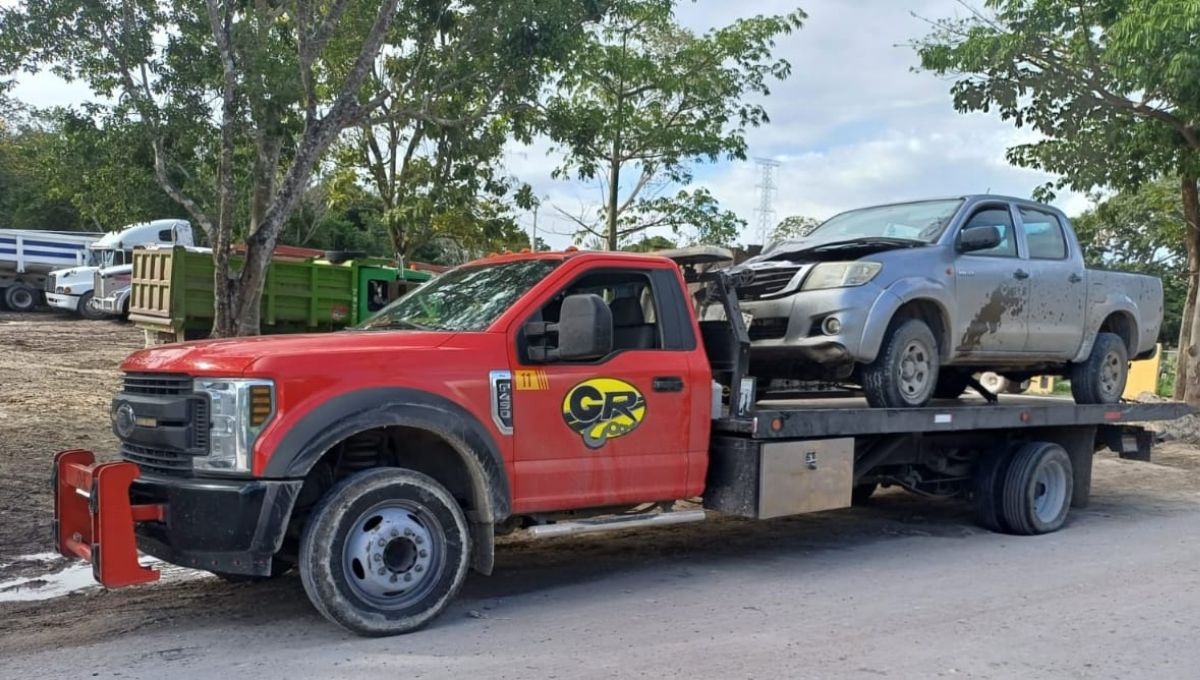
[53,450,302,585]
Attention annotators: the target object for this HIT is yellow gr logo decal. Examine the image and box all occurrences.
[562,378,646,449]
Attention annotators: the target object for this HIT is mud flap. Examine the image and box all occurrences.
[53,450,165,587]
[470,520,494,576]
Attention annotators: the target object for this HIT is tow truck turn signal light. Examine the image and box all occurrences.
[249,385,273,426]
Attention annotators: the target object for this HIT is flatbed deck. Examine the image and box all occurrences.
[716,396,1192,439]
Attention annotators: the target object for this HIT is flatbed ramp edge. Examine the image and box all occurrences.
[715,397,1192,439]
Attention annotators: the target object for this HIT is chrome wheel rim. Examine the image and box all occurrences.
[1099,351,1123,398]
[898,339,933,401]
[342,500,444,609]
[1032,459,1069,524]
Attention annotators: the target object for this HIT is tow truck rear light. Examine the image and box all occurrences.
[53,450,164,588]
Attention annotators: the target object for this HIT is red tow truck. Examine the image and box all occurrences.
[53,249,1189,635]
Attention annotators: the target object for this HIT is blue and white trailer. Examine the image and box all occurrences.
[0,229,101,312]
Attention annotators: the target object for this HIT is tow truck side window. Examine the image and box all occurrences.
[521,267,696,362]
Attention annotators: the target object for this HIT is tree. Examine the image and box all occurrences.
[1,0,599,336]
[623,234,677,252]
[1073,181,1187,345]
[915,0,1200,406]
[771,215,820,241]
[545,0,804,250]
[0,116,84,230]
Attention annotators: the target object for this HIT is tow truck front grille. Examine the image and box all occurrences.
[121,443,194,475]
[736,266,801,300]
[122,372,194,396]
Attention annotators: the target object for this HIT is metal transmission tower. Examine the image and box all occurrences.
[753,157,781,244]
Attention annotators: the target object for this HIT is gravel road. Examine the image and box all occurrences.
[2,311,1198,679]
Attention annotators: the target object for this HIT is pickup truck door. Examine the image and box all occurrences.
[1017,205,1087,357]
[508,264,699,512]
[951,204,1029,356]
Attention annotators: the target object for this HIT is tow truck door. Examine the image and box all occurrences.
[508,264,700,512]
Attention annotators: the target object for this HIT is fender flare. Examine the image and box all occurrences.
[1072,301,1139,364]
[262,388,511,523]
[859,280,954,363]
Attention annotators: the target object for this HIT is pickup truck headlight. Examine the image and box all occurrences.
[193,378,275,474]
[801,262,882,291]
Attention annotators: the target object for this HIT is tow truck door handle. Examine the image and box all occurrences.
[1013,269,1030,280]
[652,376,684,393]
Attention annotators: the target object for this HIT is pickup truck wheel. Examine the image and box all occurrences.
[861,318,940,408]
[999,442,1073,535]
[972,448,1012,533]
[4,283,37,312]
[1069,332,1128,404]
[933,372,970,400]
[299,467,471,637]
[77,291,106,320]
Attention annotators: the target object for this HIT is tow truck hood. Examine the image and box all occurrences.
[121,330,457,376]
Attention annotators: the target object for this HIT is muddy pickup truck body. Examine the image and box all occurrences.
[734,195,1163,407]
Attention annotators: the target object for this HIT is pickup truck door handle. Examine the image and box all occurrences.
[652,376,685,393]
[1068,273,1083,283]
[1013,269,1030,280]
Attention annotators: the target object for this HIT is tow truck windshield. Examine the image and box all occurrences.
[354,258,560,332]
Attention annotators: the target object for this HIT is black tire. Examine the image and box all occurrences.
[4,283,37,312]
[299,468,471,637]
[1070,332,1128,404]
[77,291,106,320]
[851,483,878,506]
[933,371,970,400]
[972,448,1012,533]
[999,442,1073,535]
[861,317,940,408]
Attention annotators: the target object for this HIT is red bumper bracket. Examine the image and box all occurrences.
[53,450,164,588]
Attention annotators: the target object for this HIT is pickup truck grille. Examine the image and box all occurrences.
[736,266,802,301]
[121,443,194,474]
[117,371,208,476]
[122,372,194,396]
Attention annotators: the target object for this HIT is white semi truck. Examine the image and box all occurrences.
[45,219,194,319]
[0,229,102,311]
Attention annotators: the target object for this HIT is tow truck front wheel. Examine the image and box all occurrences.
[299,468,471,636]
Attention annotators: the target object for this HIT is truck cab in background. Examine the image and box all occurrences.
[45,219,194,318]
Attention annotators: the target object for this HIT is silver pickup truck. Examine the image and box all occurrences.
[733,195,1163,407]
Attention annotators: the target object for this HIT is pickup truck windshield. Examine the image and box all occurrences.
[354,258,560,332]
[774,199,964,252]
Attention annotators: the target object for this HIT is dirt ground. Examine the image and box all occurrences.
[2,310,1200,678]
[0,310,143,566]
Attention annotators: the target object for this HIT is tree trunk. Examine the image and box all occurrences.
[606,146,620,251]
[1180,176,1200,407]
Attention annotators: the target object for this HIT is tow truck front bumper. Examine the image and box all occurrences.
[53,450,303,585]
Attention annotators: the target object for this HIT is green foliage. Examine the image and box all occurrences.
[1072,181,1187,345]
[622,235,678,252]
[0,116,83,229]
[772,215,821,241]
[545,0,804,249]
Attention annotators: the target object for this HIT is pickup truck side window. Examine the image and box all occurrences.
[961,207,1017,258]
[1020,207,1069,260]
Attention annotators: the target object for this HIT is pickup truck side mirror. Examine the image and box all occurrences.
[526,293,613,362]
[958,225,1002,252]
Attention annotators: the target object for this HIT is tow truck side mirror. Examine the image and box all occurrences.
[528,293,613,362]
[958,224,1002,252]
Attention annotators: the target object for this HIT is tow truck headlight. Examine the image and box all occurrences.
[192,378,275,474]
[801,262,882,291]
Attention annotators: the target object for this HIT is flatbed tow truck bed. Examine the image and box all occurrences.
[716,395,1191,439]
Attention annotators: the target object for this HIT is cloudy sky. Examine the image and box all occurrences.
[9,0,1090,248]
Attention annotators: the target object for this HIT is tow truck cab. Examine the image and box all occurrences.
[53,249,1188,636]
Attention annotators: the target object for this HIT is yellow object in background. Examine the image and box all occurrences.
[1123,343,1162,399]
[1027,375,1057,395]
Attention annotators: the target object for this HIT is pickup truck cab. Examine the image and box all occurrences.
[733,196,1163,407]
[51,249,1188,636]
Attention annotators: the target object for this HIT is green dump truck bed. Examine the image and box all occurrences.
[129,247,432,343]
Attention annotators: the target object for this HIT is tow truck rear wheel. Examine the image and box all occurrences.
[999,442,1073,535]
[299,467,471,637]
